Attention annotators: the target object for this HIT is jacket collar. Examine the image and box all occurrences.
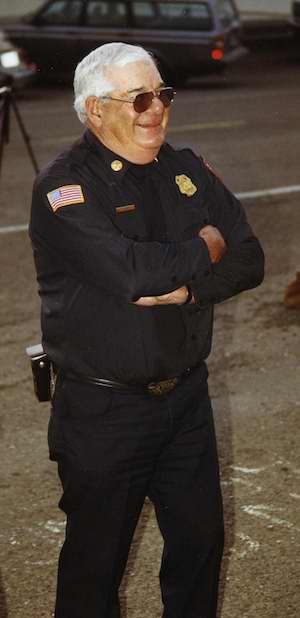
[83,129,161,180]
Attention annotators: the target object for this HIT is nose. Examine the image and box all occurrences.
[149,93,164,113]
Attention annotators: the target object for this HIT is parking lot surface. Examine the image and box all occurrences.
[0,39,299,618]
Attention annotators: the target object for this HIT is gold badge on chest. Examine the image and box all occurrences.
[175,174,197,197]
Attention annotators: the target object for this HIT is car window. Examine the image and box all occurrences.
[37,0,84,25]
[216,0,237,27]
[131,2,160,27]
[132,2,214,31]
[85,1,127,26]
[293,0,300,19]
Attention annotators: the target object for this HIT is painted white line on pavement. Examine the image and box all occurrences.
[21,87,300,119]
[237,532,260,558]
[230,477,262,491]
[1,184,300,235]
[242,504,300,533]
[236,185,300,200]
[41,135,77,145]
[41,119,246,146]
[0,224,28,234]
[177,87,300,105]
[169,120,246,133]
[231,465,265,474]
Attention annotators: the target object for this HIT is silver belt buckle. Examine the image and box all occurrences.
[147,377,179,396]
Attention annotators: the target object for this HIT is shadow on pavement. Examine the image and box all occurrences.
[210,302,237,618]
[0,570,8,618]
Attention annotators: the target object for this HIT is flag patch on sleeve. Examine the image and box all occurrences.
[47,185,85,212]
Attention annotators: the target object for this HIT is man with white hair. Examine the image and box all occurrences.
[30,42,264,618]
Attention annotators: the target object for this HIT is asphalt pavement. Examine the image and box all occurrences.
[0,32,299,618]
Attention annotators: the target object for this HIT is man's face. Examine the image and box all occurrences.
[86,61,171,163]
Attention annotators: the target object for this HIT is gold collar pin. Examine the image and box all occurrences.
[111,160,123,172]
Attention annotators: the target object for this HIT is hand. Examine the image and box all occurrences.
[199,225,227,263]
[133,286,193,306]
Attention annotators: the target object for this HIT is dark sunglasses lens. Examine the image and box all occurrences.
[159,88,174,107]
[133,88,175,112]
[133,92,153,113]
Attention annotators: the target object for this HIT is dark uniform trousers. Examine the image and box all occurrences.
[50,365,224,618]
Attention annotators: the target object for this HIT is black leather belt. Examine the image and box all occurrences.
[62,368,191,396]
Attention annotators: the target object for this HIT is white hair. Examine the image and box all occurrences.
[74,42,157,123]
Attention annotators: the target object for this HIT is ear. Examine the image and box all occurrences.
[85,96,103,125]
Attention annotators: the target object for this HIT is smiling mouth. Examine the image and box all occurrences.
[138,122,163,129]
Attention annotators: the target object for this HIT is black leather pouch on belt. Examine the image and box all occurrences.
[26,343,52,402]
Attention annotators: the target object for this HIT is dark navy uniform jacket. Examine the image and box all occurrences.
[29,129,264,383]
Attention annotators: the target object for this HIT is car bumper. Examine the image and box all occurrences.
[222,45,249,64]
[0,66,37,89]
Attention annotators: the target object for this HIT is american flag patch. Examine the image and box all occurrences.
[47,185,85,212]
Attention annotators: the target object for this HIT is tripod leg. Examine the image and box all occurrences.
[10,93,40,175]
[0,93,10,177]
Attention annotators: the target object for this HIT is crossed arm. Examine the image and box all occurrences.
[134,225,227,306]
[33,167,263,306]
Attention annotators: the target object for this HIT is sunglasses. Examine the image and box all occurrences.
[101,86,176,113]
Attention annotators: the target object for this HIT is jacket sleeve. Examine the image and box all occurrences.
[189,160,265,305]
[30,172,211,302]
